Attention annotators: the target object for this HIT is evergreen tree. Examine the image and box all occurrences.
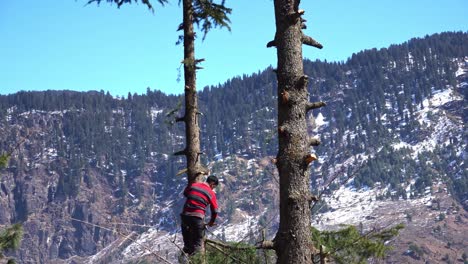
[0,153,23,264]
[268,0,324,263]
[85,0,231,183]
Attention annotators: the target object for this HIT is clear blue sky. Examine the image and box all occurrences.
[1,0,467,96]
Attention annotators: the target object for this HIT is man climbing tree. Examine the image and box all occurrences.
[181,175,219,255]
[82,0,230,260]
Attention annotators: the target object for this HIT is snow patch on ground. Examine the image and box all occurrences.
[313,185,434,231]
[314,186,382,230]
[211,211,259,242]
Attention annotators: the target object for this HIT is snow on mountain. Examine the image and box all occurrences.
[391,86,464,158]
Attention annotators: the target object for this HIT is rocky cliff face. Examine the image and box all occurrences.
[0,32,467,263]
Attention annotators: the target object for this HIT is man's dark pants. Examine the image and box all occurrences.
[181,214,205,255]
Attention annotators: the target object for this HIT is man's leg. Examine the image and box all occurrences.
[191,217,206,254]
[181,215,195,255]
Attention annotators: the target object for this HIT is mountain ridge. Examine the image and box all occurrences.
[0,31,466,263]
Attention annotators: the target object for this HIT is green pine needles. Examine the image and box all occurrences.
[86,0,168,11]
[0,151,23,263]
[191,0,231,39]
[189,241,265,264]
[86,0,231,40]
[0,153,10,170]
[311,224,404,264]
[0,223,23,264]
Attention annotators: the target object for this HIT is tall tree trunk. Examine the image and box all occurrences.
[180,0,203,183]
[271,0,323,263]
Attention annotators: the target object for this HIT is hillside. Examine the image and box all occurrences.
[0,31,466,263]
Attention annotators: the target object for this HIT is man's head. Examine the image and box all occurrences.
[206,175,219,189]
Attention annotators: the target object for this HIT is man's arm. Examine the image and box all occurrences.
[183,185,190,197]
[207,192,219,226]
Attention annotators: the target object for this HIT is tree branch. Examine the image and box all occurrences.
[205,242,248,264]
[302,35,323,49]
[301,17,307,29]
[306,102,326,112]
[173,149,187,156]
[280,90,289,104]
[206,238,275,250]
[266,40,276,48]
[287,10,305,24]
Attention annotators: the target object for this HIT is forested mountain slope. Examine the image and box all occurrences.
[0,31,466,263]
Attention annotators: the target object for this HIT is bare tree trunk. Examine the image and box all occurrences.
[177,0,204,183]
[270,0,323,263]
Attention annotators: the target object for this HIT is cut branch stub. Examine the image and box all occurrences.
[302,35,323,49]
[173,149,187,156]
[280,90,290,105]
[306,101,326,112]
[266,40,276,48]
[304,153,318,165]
[278,125,287,136]
[287,10,305,24]
[196,166,209,176]
[196,151,205,162]
[177,23,183,31]
[309,137,321,147]
[298,75,309,88]
[175,116,185,123]
[258,240,275,250]
[309,194,319,202]
[195,58,205,64]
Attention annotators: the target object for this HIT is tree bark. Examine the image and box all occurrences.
[272,0,317,263]
[182,0,203,183]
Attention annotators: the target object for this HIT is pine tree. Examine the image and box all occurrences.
[85,0,231,183]
[268,0,324,263]
[0,154,23,264]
